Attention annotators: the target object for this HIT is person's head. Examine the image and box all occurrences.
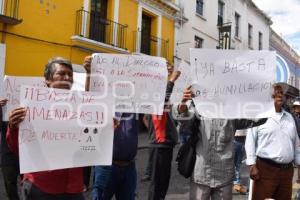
[272,84,284,111]
[44,57,73,89]
[293,101,300,114]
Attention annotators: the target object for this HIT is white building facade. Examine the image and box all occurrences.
[174,0,272,64]
[270,29,300,91]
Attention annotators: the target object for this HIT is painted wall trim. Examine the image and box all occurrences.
[137,0,177,20]
[71,36,130,54]
[81,0,90,37]
[136,4,142,53]
[0,43,6,95]
[160,0,180,11]
[113,0,120,46]
[157,15,162,56]
[192,27,219,42]
[137,2,162,56]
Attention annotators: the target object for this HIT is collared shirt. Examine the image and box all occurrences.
[245,110,300,165]
[175,107,266,187]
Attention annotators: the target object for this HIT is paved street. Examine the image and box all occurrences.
[135,132,248,200]
[0,132,299,200]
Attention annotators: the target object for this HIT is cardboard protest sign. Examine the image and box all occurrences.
[170,61,193,105]
[19,86,113,173]
[2,76,46,121]
[90,54,168,115]
[190,49,276,118]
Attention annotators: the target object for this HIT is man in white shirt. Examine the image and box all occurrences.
[245,84,300,200]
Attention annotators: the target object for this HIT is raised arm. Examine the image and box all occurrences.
[234,118,267,130]
[177,85,193,114]
[83,55,92,91]
[164,71,181,105]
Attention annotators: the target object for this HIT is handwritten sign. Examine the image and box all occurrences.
[19,86,113,173]
[72,72,86,91]
[90,54,168,115]
[2,76,46,121]
[190,49,276,118]
[2,73,87,120]
[170,61,193,104]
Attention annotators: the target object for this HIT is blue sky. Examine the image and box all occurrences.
[252,0,300,55]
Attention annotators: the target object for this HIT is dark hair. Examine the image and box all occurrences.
[272,83,284,98]
[44,57,73,80]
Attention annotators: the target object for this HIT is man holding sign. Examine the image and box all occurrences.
[177,87,267,200]
[6,57,91,200]
[84,55,140,200]
[174,49,273,200]
[245,84,300,200]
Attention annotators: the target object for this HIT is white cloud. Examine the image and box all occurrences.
[252,0,300,54]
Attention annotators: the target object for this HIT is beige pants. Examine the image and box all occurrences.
[190,181,233,200]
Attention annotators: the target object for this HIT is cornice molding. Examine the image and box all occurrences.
[270,30,300,65]
[138,0,179,19]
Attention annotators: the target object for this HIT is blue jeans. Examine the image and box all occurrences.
[233,140,245,185]
[92,162,137,200]
[179,130,190,145]
[92,166,112,200]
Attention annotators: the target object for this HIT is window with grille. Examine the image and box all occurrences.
[258,32,263,50]
[195,36,203,48]
[234,12,240,38]
[196,0,204,16]
[218,1,224,26]
[248,24,253,48]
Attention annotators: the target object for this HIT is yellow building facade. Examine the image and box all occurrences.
[0,0,179,78]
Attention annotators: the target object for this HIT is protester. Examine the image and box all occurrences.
[140,148,154,182]
[144,71,180,200]
[175,86,267,200]
[233,129,247,195]
[0,98,21,200]
[6,57,91,200]
[178,116,193,145]
[141,64,178,184]
[292,100,300,138]
[92,112,139,200]
[84,55,138,200]
[245,84,300,200]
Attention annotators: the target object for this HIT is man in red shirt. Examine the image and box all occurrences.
[6,57,91,200]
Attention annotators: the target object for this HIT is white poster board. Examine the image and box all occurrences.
[2,73,87,121]
[90,54,168,115]
[72,72,86,91]
[170,61,193,105]
[2,76,46,121]
[190,49,276,118]
[19,86,114,173]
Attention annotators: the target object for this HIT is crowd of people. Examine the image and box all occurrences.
[0,55,300,200]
